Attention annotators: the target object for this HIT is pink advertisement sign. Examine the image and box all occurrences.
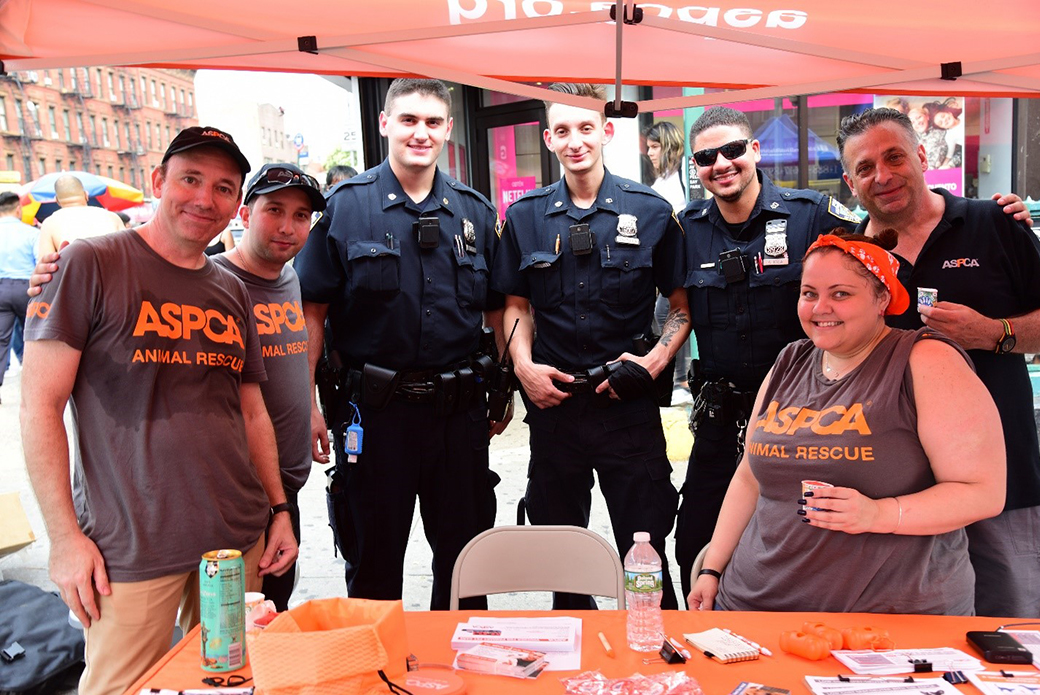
[499,176,537,212]
[875,95,964,197]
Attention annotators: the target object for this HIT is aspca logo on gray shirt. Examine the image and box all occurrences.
[132,300,245,348]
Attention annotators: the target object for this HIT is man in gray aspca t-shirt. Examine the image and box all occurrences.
[213,161,328,612]
[21,126,298,695]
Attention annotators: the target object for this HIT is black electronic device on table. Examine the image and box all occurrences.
[966,631,1033,664]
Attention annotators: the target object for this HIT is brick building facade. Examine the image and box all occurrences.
[0,67,198,197]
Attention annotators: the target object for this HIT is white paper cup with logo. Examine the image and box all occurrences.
[801,480,834,512]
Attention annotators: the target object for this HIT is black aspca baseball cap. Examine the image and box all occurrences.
[162,126,251,178]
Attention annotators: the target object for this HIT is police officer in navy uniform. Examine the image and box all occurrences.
[676,107,860,605]
[294,78,506,611]
[493,83,691,610]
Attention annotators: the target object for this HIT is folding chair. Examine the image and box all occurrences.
[449,525,626,609]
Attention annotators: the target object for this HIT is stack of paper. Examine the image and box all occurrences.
[831,648,983,675]
[805,676,961,695]
[967,670,1040,695]
[451,616,582,672]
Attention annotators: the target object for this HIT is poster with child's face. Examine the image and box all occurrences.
[875,96,965,197]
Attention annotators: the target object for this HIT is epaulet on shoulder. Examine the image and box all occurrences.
[622,180,660,197]
[446,178,496,212]
[681,199,711,217]
[781,187,825,202]
[328,173,374,198]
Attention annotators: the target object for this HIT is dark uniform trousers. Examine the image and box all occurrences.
[328,394,498,610]
[523,390,680,610]
[0,277,30,385]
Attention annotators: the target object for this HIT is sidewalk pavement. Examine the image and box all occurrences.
[0,368,692,612]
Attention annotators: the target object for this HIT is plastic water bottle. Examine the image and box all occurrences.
[624,531,664,652]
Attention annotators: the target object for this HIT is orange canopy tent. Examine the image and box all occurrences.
[2,0,1039,112]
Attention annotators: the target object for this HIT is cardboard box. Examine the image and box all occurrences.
[0,491,36,559]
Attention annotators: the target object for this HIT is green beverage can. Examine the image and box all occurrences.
[199,549,246,672]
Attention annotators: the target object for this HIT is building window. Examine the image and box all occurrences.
[125,122,131,147]
[151,80,157,106]
[6,154,14,170]
[108,72,116,100]
[135,122,141,149]
[70,69,79,91]
[188,92,194,114]
[140,76,147,100]
[58,70,65,90]
[95,163,101,175]
[14,99,23,134]
[155,123,161,148]
[119,166,124,181]
[40,157,47,175]
[62,110,71,141]
[165,125,170,145]
[113,119,120,149]
[95,68,103,98]
[0,96,6,132]
[89,115,97,144]
[180,88,186,112]
[146,121,152,149]
[76,112,85,142]
[160,82,166,109]
[48,105,58,138]
[27,102,41,135]
[130,167,136,186]
[68,158,76,170]
[55,158,63,171]
[107,165,113,179]
[119,75,126,102]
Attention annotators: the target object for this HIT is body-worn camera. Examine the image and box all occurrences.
[718,248,748,284]
[569,223,594,255]
[416,215,440,249]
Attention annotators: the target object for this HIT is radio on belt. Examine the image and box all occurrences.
[344,401,364,463]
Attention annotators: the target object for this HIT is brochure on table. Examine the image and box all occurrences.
[451,616,582,671]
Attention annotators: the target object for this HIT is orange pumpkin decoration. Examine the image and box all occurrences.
[802,622,843,650]
[841,626,895,650]
[780,630,832,660]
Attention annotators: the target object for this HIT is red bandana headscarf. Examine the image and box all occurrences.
[805,235,910,315]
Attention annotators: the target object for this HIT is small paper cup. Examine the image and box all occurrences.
[801,480,834,512]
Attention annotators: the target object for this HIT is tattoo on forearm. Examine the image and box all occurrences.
[659,308,689,347]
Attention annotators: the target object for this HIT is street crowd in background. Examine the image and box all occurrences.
[6,78,1040,695]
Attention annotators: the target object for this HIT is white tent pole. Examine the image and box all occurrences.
[613,0,624,111]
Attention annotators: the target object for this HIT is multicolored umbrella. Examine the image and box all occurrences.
[19,171,144,224]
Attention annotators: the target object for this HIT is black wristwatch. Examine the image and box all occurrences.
[698,568,722,580]
[271,502,292,518]
[995,318,1017,354]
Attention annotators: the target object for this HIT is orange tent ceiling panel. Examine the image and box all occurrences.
[3,0,1039,109]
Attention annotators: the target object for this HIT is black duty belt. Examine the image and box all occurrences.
[552,363,618,395]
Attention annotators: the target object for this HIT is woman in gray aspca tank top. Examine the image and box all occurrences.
[688,230,1006,615]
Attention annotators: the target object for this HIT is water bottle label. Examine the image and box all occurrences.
[625,570,663,593]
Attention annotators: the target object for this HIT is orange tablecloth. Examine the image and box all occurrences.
[125,610,1013,694]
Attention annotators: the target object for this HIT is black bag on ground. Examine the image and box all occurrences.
[0,579,84,694]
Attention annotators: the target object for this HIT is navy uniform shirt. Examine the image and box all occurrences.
[861,189,1040,510]
[294,160,502,371]
[682,172,858,391]
[492,170,686,371]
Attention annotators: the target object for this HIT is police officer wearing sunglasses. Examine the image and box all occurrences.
[294,78,505,611]
[675,107,859,605]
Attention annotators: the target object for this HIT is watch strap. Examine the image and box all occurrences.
[995,318,1015,354]
[271,502,292,517]
[698,568,722,580]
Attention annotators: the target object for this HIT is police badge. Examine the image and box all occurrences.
[615,213,640,246]
[462,218,477,254]
[763,218,789,266]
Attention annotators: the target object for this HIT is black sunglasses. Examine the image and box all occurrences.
[248,167,320,198]
[202,674,252,687]
[692,138,752,167]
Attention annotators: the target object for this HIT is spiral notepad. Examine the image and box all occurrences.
[684,628,760,663]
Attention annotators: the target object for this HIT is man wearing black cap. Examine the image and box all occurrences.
[215,162,326,611]
[21,126,297,695]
